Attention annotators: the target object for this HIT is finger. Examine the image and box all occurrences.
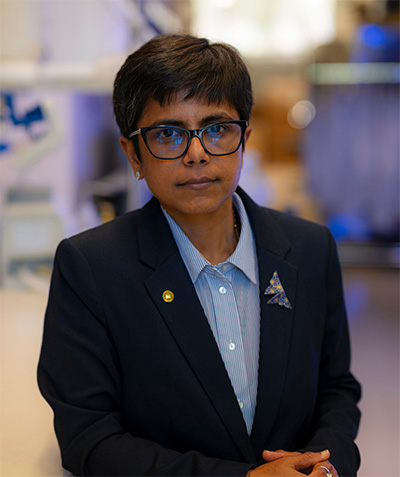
[293,450,331,471]
[262,449,300,462]
[262,449,286,462]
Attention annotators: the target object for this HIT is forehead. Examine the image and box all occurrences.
[138,92,240,127]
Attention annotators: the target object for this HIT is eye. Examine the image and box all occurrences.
[155,127,183,141]
[206,124,226,135]
[205,123,236,139]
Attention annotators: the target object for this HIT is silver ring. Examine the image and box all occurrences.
[320,465,333,477]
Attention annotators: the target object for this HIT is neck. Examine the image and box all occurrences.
[166,200,238,265]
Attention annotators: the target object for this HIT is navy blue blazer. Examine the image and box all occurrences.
[38,188,361,476]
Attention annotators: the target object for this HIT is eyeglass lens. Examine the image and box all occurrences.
[145,122,243,159]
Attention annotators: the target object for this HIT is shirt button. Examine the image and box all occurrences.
[219,286,227,294]
[221,264,228,271]
[238,400,244,409]
[228,342,236,351]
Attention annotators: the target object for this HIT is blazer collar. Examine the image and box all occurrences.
[137,196,178,270]
[137,187,292,268]
[236,187,291,260]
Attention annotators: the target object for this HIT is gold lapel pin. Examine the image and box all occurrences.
[162,290,174,303]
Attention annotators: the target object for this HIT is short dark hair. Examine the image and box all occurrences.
[113,34,253,139]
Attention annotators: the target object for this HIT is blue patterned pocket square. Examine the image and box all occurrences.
[264,271,292,309]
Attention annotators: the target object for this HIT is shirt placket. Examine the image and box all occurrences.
[204,265,253,434]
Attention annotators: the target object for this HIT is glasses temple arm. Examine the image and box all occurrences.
[128,129,141,139]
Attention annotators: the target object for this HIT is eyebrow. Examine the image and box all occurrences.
[146,113,237,129]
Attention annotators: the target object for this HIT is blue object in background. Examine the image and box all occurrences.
[351,24,400,63]
[140,0,163,35]
[0,93,47,154]
[362,24,387,48]
[2,94,45,130]
[328,213,372,242]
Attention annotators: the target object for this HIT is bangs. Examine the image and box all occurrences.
[149,53,251,120]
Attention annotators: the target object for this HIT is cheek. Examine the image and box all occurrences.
[230,156,244,180]
[142,162,176,195]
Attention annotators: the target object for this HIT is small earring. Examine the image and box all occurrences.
[135,171,141,181]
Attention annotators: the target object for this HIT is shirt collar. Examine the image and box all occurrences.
[161,193,258,285]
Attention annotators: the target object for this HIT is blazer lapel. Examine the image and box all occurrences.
[138,199,256,463]
[238,190,297,455]
[250,248,297,454]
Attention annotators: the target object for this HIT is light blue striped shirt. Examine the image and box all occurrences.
[162,193,260,434]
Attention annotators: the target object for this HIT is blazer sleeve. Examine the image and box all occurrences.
[37,239,253,477]
[299,229,362,477]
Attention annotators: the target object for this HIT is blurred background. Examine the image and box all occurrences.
[0,0,399,476]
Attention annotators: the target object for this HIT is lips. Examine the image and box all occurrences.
[178,177,217,187]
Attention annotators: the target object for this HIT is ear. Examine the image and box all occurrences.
[243,125,253,147]
[240,125,253,168]
[119,137,141,175]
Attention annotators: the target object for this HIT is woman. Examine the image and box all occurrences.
[38,34,361,477]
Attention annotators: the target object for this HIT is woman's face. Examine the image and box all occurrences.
[120,93,251,223]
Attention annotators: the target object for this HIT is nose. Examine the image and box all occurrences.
[182,136,210,165]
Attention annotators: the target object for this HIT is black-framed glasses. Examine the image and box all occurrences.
[128,120,248,160]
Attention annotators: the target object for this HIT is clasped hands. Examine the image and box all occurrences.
[246,449,339,477]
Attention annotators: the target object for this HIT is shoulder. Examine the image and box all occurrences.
[261,206,330,241]
[55,197,163,267]
[238,187,332,251]
[259,208,335,270]
[239,191,342,294]
[70,209,140,245]
[65,197,159,248]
